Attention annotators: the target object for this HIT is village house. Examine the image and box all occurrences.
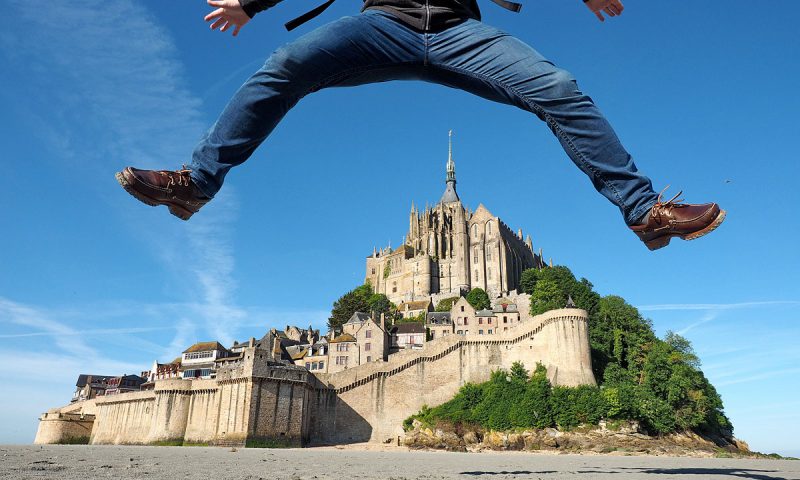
[181,341,232,379]
[71,374,113,403]
[395,299,433,320]
[140,359,181,390]
[390,322,426,351]
[104,375,146,396]
[426,311,453,340]
[328,332,358,373]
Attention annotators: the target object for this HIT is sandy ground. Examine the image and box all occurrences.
[2,444,798,480]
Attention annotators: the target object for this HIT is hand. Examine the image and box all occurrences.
[204,0,250,37]
[584,0,624,22]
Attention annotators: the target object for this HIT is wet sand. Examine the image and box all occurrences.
[2,444,798,480]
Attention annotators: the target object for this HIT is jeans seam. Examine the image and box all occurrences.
[306,61,422,93]
[430,63,627,214]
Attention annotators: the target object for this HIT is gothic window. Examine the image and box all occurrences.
[487,267,492,280]
[472,224,477,237]
[487,221,492,235]
[475,270,479,279]
[473,249,478,263]
[486,250,491,261]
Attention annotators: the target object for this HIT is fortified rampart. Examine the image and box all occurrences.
[35,308,594,446]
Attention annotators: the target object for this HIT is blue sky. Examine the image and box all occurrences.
[1,0,798,455]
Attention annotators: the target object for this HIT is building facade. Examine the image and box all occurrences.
[365,133,543,304]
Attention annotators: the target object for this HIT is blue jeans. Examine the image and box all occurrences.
[190,10,658,225]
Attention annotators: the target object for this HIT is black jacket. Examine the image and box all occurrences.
[239,0,518,32]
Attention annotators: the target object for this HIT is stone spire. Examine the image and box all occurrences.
[440,130,460,204]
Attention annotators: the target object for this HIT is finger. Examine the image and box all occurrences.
[207,0,225,6]
[220,21,232,32]
[609,3,622,14]
[233,24,242,37]
[595,10,604,22]
[613,0,624,12]
[210,17,226,30]
[603,7,615,17]
[204,8,225,21]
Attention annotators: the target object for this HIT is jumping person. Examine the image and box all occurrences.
[115,0,725,250]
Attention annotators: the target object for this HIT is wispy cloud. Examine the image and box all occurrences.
[716,367,800,387]
[676,311,719,335]
[1,0,250,347]
[637,300,800,312]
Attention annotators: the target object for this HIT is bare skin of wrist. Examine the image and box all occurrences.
[205,0,251,36]
[585,0,624,22]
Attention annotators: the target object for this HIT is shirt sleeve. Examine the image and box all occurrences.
[239,0,284,18]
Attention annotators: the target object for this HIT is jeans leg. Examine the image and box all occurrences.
[427,21,658,225]
[190,10,425,197]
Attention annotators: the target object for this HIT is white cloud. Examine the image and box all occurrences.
[675,311,719,335]
[637,300,800,312]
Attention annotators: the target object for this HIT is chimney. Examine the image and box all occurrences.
[248,337,255,348]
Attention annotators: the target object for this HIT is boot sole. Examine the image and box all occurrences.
[643,209,727,251]
[115,171,195,221]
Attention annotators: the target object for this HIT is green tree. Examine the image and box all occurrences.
[367,293,393,317]
[519,268,539,294]
[328,284,373,332]
[466,288,491,310]
[435,297,460,312]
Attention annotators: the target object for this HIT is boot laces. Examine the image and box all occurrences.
[652,185,684,220]
[160,165,192,188]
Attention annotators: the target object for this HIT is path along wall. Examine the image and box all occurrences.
[309,308,594,444]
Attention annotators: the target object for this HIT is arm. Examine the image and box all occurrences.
[584,0,624,22]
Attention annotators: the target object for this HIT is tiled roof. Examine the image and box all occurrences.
[330,333,357,343]
[397,300,432,311]
[183,341,226,354]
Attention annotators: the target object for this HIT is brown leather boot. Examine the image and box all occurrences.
[115,166,209,220]
[629,188,726,251]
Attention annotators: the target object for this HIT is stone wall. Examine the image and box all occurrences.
[34,412,95,445]
[308,308,595,444]
[34,309,594,447]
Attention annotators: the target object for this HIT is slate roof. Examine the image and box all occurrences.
[475,309,495,317]
[346,312,371,324]
[391,323,426,334]
[426,312,452,324]
[75,374,114,388]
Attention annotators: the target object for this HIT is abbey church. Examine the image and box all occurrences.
[365,132,544,304]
